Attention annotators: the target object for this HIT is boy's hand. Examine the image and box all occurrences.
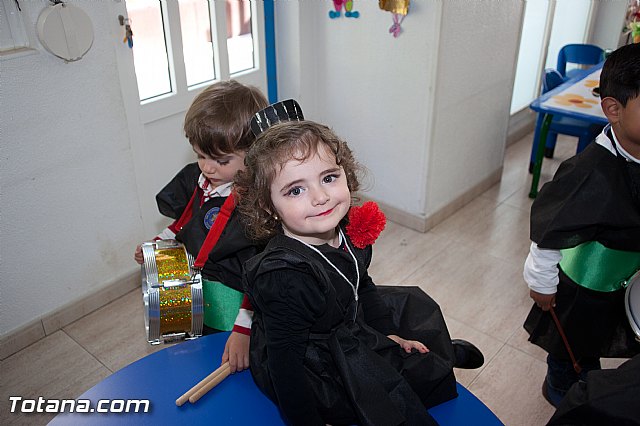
[222,331,250,373]
[530,289,556,311]
[387,334,429,354]
[134,244,144,265]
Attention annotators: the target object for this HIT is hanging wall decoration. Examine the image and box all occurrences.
[37,1,94,61]
[118,15,134,48]
[624,0,640,43]
[329,0,359,19]
[379,0,410,38]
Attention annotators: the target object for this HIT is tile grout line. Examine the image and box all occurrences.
[466,342,508,389]
[61,329,116,374]
[387,238,459,286]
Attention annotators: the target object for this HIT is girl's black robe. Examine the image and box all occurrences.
[244,232,457,426]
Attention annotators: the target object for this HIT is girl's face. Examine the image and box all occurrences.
[193,146,246,188]
[269,144,351,246]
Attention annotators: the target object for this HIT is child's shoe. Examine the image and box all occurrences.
[541,377,567,407]
[451,339,484,369]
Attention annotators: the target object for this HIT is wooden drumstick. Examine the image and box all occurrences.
[188,363,231,404]
[176,362,230,406]
[549,307,582,374]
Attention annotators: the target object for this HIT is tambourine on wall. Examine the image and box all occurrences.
[37,1,94,62]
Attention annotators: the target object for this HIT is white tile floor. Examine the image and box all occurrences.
[1,132,625,425]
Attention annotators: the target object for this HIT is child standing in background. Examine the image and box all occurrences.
[523,43,640,407]
[236,120,483,426]
[134,80,268,372]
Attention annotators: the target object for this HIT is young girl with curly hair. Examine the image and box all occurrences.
[235,120,482,426]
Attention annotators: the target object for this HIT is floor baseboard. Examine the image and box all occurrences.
[357,168,502,233]
[1,270,139,360]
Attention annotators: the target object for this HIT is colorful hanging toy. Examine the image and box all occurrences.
[118,15,133,48]
[624,0,640,43]
[379,0,410,38]
[124,24,133,48]
[329,0,359,19]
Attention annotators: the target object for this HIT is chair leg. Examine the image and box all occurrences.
[544,133,558,159]
[576,135,594,154]
[529,114,553,198]
[529,115,545,173]
[576,125,603,154]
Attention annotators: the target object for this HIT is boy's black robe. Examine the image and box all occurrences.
[547,354,640,425]
[155,162,259,291]
[524,138,640,358]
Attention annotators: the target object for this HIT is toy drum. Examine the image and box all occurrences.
[141,240,203,344]
[624,270,640,341]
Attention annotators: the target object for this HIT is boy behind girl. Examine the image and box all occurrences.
[523,43,640,407]
[135,80,268,372]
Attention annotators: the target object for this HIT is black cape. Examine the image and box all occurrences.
[244,233,457,426]
[547,354,640,426]
[155,163,260,291]
[530,137,640,251]
[525,137,640,358]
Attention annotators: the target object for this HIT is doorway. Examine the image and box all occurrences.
[510,0,594,116]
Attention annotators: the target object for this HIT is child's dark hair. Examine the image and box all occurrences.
[236,121,361,241]
[599,43,640,107]
[184,80,268,157]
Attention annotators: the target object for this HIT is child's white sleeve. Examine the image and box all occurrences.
[523,242,562,294]
[155,227,176,240]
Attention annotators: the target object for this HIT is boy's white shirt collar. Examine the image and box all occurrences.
[154,177,231,240]
[597,125,640,164]
[198,174,233,200]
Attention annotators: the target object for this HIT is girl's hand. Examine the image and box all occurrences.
[387,334,429,354]
[134,244,144,265]
[222,331,250,373]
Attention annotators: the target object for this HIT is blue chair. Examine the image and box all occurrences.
[528,68,604,172]
[557,44,604,79]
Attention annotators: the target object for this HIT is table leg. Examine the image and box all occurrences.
[529,114,553,198]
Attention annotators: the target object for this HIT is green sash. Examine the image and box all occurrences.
[560,241,640,292]
[202,279,244,331]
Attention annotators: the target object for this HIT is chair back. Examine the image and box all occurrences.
[542,69,564,93]
[557,44,604,77]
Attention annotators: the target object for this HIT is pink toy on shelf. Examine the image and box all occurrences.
[329,0,359,19]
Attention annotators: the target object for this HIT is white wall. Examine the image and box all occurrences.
[277,0,523,217]
[278,0,442,216]
[591,0,628,50]
[1,1,144,336]
[428,0,524,214]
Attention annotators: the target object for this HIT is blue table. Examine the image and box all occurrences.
[51,333,502,425]
[528,62,607,198]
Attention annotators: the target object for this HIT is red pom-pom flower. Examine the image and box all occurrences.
[345,201,387,248]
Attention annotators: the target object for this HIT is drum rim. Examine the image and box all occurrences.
[624,270,640,339]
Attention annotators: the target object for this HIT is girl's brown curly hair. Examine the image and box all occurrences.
[235,121,361,241]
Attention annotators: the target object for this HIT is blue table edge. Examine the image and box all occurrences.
[50,332,503,425]
[529,61,607,126]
